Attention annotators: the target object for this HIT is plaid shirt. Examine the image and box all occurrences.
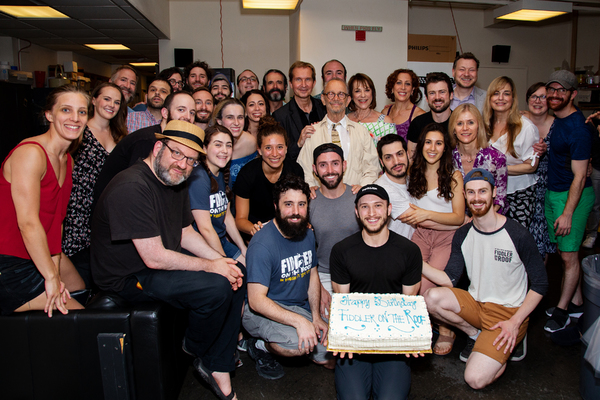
[126,109,161,133]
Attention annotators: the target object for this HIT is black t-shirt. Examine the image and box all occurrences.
[406,111,450,144]
[233,157,304,224]
[93,124,160,206]
[90,160,194,292]
[330,231,422,293]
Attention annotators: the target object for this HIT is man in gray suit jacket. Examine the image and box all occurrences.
[450,52,486,113]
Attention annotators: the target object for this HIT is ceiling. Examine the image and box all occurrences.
[0,0,166,65]
[0,0,599,67]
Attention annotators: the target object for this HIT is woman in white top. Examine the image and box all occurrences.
[402,123,465,355]
[484,76,540,228]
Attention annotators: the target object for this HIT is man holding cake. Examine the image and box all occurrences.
[243,175,335,380]
[330,184,423,399]
[423,168,548,389]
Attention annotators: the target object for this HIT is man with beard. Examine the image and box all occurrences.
[237,69,259,98]
[192,87,214,131]
[423,168,547,389]
[407,72,454,159]
[94,91,197,204]
[544,70,595,333]
[109,65,138,111]
[375,134,414,239]
[243,175,334,380]
[297,78,380,190]
[126,78,172,133]
[91,120,245,400]
[210,73,233,104]
[309,144,360,301]
[329,184,422,400]
[262,69,287,113]
[273,61,326,161]
[185,60,212,91]
[450,53,485,113]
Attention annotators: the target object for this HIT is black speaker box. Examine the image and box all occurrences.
[174,48,193,68]
[491,45,511,63]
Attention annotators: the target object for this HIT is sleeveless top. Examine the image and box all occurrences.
[387,104,417,141]
[230,150,258,189]
[0,142,73,259]
[412,187,453,213]
[62,127,110,256]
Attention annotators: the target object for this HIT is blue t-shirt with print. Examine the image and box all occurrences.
[246,221,317,312]
[188,167,228,239]
[548,108,594,192]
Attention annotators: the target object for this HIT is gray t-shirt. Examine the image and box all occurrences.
[309,185,359,274]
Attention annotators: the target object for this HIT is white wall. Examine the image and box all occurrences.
[408,6,600,106]
[160,0,290,92]
[298,0,409,109]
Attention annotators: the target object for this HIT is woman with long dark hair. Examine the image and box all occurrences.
[62,82,127,286]
[402,123,464,355]
[241,89,270,139]
[188,125,247,263]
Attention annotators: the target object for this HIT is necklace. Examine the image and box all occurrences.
[460,152,474,163]
[355,109,372,123]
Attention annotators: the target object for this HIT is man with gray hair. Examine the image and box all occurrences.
[297,78,380,191]
[109,65,138,110]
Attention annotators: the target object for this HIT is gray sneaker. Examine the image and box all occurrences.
[509,335,527,362]
[247,338,285,380]
[459,338,476,362]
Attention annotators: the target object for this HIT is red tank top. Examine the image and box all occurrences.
[0,142,73,259]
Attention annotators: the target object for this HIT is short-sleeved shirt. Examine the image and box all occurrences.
[90,160,194,292]
[547,108,593,192]
[330,231,422,293]
[444,218,548,307]
[233,158,304,224]
[374,173,415,239]
[188,168,228,239]
[309,186,360,274]
[126,109,161,133]
[406,111,450,144]
[246,221,317,311]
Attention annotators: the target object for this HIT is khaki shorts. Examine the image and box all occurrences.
[450,288,528,365]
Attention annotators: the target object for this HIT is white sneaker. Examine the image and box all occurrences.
[582,236,596,249]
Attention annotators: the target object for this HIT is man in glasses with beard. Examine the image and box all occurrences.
[244,175,335,380]
[424,168,547,389]
[262,69,288,114]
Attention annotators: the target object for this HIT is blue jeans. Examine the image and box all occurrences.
[335,354,411,400]
[118,263,246,372]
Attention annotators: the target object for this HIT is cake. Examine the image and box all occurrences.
[327,293,432,353]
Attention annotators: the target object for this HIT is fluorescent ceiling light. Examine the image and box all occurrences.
[130,62,157,67]
[85,44,130,51]
[0,6,69,19]
[242,0,300,10]
[494,0,571,22]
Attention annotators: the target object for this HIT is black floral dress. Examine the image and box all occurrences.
[62,127,109,256]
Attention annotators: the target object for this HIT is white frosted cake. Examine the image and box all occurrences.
[328,293,432,353]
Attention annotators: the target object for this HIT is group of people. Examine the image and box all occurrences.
[1,51,599,400]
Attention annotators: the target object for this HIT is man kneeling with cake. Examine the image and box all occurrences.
[329,184,424,399]
[424,169,548,389]
[243,175,335,380]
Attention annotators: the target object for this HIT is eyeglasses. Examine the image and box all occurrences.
[546,87,569,95]
[162,142,200,167]
[324,91,349,100]
[530,95,547,102]
[240,76,257,83]
[168,79,184,88]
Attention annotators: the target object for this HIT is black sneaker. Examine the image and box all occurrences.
[509,334,527,362]
[459,337,476,362]
[182,337,195,357]
[545,302,584,319]
[247,338,285,380]
[544,307,571,333]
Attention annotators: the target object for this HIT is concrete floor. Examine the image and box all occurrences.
[178,249,596,400]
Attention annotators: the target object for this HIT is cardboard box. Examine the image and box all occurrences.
[408,34,456,63]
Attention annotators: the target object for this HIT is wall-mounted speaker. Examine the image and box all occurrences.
[491,45,511,63]
[174,48,193,68]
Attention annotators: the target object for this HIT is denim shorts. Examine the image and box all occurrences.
[220,237,242,260]
[0,255,45,315]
